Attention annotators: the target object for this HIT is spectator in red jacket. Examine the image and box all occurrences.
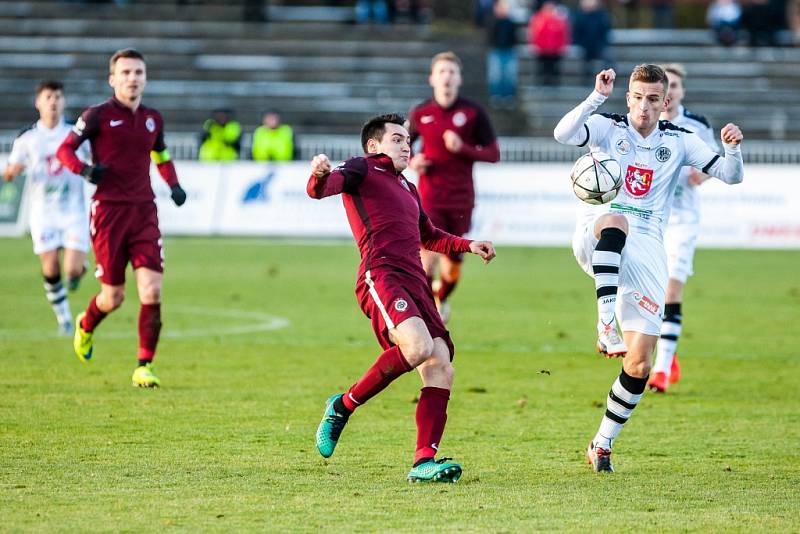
[529,1,571,86]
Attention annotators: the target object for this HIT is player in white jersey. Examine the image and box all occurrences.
[649,64,720,393]
[553,64,744,472]
[3,81,91,335]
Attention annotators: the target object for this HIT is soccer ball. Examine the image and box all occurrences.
[569,151,622,205]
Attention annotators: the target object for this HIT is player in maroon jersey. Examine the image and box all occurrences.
[308,113,496,483]
[408,51,501,324]
[57,48,187,388]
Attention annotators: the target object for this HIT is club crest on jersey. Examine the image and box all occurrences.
[655,146,672,162]
[615,138,631,155]
[624,165,653,197]
[452,111,467,127]
[394,298,408,312]
[633,292,660,315]
[145,117,156,133]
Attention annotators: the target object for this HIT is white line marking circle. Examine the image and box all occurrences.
[0,306,290,340]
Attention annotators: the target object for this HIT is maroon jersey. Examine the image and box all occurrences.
[57,97,176,203]
[408,97,499,210]
[307,153,472,282]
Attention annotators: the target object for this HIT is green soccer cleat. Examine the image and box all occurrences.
[73,312,93,363]
[315,394,349,458]
[132,363,161,388]
[407,458,462,483]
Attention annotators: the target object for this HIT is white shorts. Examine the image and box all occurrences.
[572,222,667,335]
[664,221,699,284]
[30,210,90,255]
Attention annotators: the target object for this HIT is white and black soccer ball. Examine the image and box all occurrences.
[569,151,622,205]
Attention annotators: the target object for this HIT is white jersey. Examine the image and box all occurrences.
[8,119,90,222]
[554,91,743,242]
[668,105,719,224]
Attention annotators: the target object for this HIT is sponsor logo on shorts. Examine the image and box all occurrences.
[394,298,408,312]
[145,117,156,133]
[624,165,653,197]
[632,292,660,315]
[452,111,467,127]
[655,146,672,162]
[615,138,631,155]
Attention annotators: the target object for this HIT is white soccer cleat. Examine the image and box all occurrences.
[597,323,627,358]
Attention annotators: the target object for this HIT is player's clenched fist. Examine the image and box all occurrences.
[595,69,616,97]
[443,130,463,154]
[469,240,496,264]
[311,153,331,177]
[720,123,743,145]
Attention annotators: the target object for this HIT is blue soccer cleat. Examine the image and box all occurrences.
[315,394,349,458]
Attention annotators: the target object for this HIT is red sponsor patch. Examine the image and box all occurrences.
[633,292,660,315]
[624,165,653,197]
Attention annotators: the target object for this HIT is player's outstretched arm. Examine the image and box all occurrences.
[553,69,615,146]
[689,123,744,185]
[306,154,367,199]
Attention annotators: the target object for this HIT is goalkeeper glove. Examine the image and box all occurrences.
[170,185,187,206]
[79,164,106,185]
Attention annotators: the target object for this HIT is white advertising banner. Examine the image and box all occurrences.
[4,159,798,249]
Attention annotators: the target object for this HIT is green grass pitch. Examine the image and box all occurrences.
[1,236,798,531]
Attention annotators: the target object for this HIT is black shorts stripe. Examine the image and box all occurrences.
[660,334,679,341]
[702,154,720,174]
[609,391,637,410]
[604,409,628,425]
[596,286,617,298]
[592,265,619,274]
[51,295,67,305]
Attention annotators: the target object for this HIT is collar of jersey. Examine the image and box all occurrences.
[109,96,139,115]
[366,153,402,175]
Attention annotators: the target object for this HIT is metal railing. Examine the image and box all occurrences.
[1,132,797,164]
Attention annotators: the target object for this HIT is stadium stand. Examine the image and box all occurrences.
[0,1,798,146]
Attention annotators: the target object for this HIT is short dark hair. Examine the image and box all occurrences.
[360,113,405,152]
[109,48,145,74]
[36,80,64,95]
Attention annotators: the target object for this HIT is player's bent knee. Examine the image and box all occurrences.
[138,284,161,304]
[401,336,435,367]
[597,213,629,234]
[624,359,651,379]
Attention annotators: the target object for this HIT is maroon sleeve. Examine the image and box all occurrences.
[458,139,500,163]
[456,105,500,163]
[57,107,99,174]
[412,182,472,253]
[307,157,368,199]
[419,213,473,255]
[152,114,179,187]
[156,161,179,188]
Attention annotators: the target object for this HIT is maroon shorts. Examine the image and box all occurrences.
[355,266,455,360]
[90,200,163,286]
[424,206,473,262]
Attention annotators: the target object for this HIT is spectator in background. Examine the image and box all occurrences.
[528,1,571,87]
[252,110,297,161]
[475,0,495,26]
[652,0,675,28]
[573,0,613,84]
[740,0,784,46]
[356,0,390,23]
[707,0,741,46]
[199,109,241,161]
[487,0,519,106]
[789,0,800,44]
